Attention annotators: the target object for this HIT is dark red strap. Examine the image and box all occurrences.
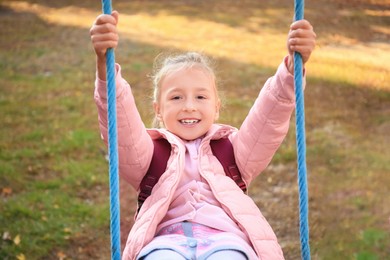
[137,137,246,211]
[210,138,247,192]
[138,138,171,210]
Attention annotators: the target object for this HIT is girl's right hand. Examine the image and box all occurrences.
[90,11,119,60]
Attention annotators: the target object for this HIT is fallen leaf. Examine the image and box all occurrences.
[2,231,11,241]
[1,187,12,196]
[57,251,67,260]
[16,254,25,260]
[13,234,21,245]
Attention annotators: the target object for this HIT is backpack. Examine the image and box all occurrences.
[137,138,247,211]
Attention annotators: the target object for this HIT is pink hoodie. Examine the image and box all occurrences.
[94,58,301,260]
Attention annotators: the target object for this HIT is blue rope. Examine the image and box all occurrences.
[293,0,311,259]
[101,1,121,259]
[100,1,309,259]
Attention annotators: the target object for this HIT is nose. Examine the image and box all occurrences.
[183,99,196,112]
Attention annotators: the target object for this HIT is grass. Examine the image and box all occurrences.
[1,0,389,259]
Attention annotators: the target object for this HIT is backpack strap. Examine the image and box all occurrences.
[137,137,247,211]
[137,138,171,211]
[210,138,247,192]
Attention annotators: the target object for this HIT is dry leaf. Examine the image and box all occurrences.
[1,187,12,196]
[2,231,11,241]
[13,234,21,245]
[57,251,67,260]
[16,254,25,260]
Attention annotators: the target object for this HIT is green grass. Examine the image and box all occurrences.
[0,188,108,259]
[0,5,108,256]
[1,0,389,259]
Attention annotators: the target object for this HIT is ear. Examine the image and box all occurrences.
[153,101,162,121]
[214,98,221,121]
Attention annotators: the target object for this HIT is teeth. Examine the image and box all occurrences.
[180,119,199,124]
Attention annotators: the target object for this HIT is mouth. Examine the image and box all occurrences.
[179,119,200,125]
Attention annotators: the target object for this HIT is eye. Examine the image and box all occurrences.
[196,95,207,100]
[171,96,181,100]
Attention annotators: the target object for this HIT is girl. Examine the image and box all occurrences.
[90,11,316,260]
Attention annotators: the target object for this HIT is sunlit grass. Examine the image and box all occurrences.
[4,1,389,90]
[308,42,390,90]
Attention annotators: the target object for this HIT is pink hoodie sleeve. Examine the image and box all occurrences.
[233,57,305,184]
[94,64,153,190]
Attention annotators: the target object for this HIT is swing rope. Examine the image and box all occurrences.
[102,0,121,259]
[102,0,310,259]
[293,0,311,259]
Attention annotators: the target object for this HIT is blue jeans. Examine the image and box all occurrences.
[142,249,247,260]
[137,222,250,260]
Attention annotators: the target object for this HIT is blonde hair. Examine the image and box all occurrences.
[151,52,218,128]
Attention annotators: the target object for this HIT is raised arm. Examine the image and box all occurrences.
[90,11,154,189]
[232,20,316,184]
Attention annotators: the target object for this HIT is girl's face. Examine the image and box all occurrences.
[154,66,220,141]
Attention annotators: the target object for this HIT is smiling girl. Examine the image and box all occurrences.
[90,10,316,260]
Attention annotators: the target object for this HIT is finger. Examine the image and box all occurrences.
[289,28,316,40]
[111,10,119,24]
[289,37,316,49]
[290,44,314,55]
[93,40,119,54]
[91,32,119,43]
[90,23,118,36]
[289,44,315,60]
[290,19,313,31]
[91,33,119,52]
[94,13,118,26]
[290,44,315,63]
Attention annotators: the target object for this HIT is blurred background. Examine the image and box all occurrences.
[0,0,389,259]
